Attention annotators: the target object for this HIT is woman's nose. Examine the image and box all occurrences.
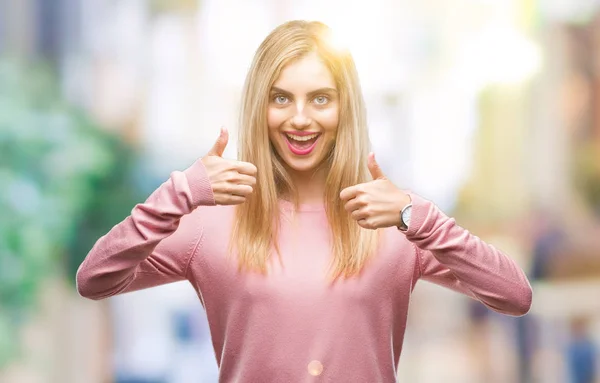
[290,104,312,128]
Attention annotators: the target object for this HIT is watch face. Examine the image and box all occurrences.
[402,205,412,225]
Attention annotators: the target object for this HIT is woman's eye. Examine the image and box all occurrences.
[274,95,289,104]
[314,96,329,105]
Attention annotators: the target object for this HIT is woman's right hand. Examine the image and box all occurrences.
[201,127,257,205]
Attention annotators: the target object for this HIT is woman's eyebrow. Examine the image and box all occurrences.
[270,87,292,95]
[307,87,338,96]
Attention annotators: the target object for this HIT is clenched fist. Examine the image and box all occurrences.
[201,127,257,205]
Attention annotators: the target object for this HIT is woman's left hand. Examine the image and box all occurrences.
[340,153,411,230]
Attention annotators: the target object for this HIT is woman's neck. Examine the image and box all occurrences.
[286,167,327,205]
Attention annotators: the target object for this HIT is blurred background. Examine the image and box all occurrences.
[1,0,600,382]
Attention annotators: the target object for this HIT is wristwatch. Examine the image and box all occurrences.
[398,203,412,232]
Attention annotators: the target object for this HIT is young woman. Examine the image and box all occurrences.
[77,20,533,382]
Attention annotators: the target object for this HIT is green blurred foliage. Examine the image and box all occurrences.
[0,58,143,367]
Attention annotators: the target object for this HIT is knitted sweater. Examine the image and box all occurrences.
[76,158,532,382]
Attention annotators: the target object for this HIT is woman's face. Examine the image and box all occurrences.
[267,52,339,175]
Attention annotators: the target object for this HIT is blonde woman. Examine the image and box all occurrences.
[77,20,532,382]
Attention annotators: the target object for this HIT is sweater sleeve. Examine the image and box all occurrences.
[76,159,215,300]
[406,192,532,317]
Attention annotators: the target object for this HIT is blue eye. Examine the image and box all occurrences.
[274,95,289,104]
[314,96,329,105]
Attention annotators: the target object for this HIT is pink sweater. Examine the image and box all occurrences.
[76,159,532,383]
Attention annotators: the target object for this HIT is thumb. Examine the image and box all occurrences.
[207,127,229,157]
[368,152,385,180]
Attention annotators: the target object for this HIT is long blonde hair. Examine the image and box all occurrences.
[230,20,380,280]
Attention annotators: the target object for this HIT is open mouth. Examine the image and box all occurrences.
[283,132,321,155]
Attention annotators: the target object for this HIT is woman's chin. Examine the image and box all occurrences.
[282,155,327,174]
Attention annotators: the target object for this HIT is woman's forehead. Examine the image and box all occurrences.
[272,53,336,92]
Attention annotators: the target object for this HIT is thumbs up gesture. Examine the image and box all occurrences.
[339,153,411,230]
[200,127,258,205]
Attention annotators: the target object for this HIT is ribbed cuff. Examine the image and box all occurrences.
[404,192,431,238]
[183,159,216,206]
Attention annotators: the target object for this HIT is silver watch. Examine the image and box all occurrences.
[398,203,412,232]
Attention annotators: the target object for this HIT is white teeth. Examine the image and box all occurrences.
[285,133,319,141]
